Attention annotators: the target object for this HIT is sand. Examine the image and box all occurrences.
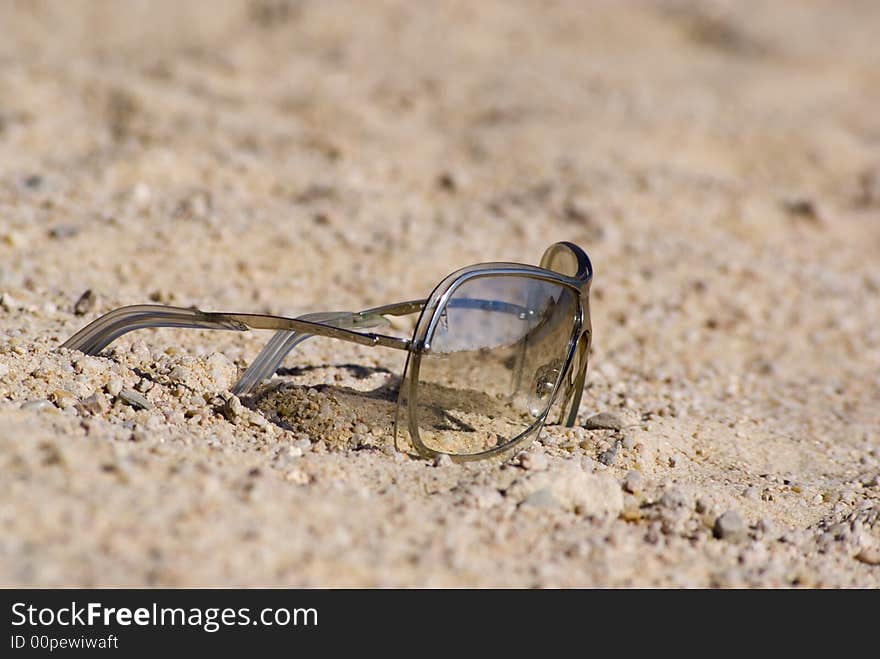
[1,0,879,587]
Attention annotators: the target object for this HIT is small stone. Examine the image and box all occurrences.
[350,434,376,449]
[52,389,77,409]
[118,388,151,410]
[132,182,152,209]
[470,486,503,510]
[855,548,880,565]
[521,451,549,471]
[285,469,309,485]
[436,171,457,192]
[742,485,760,500]
[0,363,9,379]
[105,376,123,397]
[48,224,80,239]
[136,377,153,393]
[620,434,636,450]
[660,487,688,509]
[584,412,623,431]
[521,489,561,509]
[206,353,236,390]
[513,465,624,518]
[130,340,151,363]
[80,392,109,415]
[856,166,880,207]
[622,470,644,494]
[221,394,245,420]
[21,399,53,411]
[598,440,621,466]
[73,289,97,315]
[713,510,746,541]
[291,436,312,451]
[756,518,777,540]
[169,365,191,383]
[433,454,453,468]
[2,231,27,248]
[0,292,19,311]
[781,197,822,224]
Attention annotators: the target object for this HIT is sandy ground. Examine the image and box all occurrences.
[1,0,879,587]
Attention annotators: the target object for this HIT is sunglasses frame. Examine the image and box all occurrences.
[60,242,592,462]
[397,242,592,461]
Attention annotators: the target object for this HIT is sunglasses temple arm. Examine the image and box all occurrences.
[60,305,250,355]
[232,299,429,395]
[60,304,410,359]
[231,309,398,396]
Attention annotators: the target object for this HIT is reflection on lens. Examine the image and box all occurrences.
[412,275,578,456]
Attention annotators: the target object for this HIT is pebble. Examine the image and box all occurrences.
[130,340,151,363]
[48,224,80,239]
[598,440,621,466]
[21,399,53,411]
[285,469,309,485]
[222,395,245,420]
[433,454,453,468]
[514,465,624,518]
[584,412,624,431]
[742,485,760,500]
[0,363,8,379]
[470,487,504,510]
[169,365,191,383]
[855,549,880,566]
[695,497,712,514]
[521,488,561,509]
[622,470,644,494]
[118,388,152,410]
[73,289,97,315]
[756,517,777,540]
[0,292,21,312]
[713,510,746,541]
[80,392,108,415]
[249,412,269,429]
[659,487,688,509]
[105,376,123,397]
[291,436,312,451]
[521,451,549,471]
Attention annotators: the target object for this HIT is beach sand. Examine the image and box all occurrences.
[1,0,878,586]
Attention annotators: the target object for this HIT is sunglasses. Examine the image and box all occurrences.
[62,242,593,462]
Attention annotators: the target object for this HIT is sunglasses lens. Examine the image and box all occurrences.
[411,275,578,456]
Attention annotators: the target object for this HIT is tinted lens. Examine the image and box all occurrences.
[411,275,578,456]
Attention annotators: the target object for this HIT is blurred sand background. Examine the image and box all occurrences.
[1,0,879,586]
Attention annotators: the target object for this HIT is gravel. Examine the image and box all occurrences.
[713,510,747,541]
[855,549,880,566]
[73,289,97,316]
[622,471,645,494]
[118,389,151,410]
[584,412,624,431]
